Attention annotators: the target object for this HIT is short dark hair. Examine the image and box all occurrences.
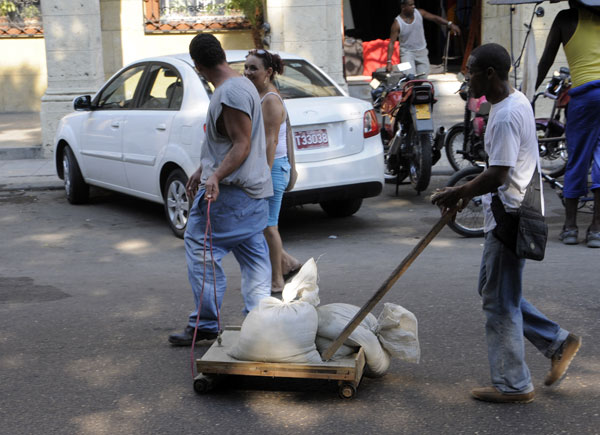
[470,43,512,81]
[189,33,226,68]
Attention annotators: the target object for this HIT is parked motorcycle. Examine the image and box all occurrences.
[371,64,445,194]
[444,74,491,172]
[532,67,570,178]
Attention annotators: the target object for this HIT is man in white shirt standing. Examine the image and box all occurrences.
[433,43,581,403]
[386,0,460,76]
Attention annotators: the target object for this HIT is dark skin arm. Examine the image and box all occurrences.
[432,166,509,212]
[536,8,578,89]
[185,104,252,201]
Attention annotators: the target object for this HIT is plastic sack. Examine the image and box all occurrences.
[376,303,420,363]
[228,258,322,364]
[316,303,390,377]
[315,336,357,360]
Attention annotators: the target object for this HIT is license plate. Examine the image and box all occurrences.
[415,104,431,120]
[294,129,329,149]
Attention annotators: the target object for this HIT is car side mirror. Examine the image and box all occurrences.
[73,95,92,111]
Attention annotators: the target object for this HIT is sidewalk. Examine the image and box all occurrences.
[0,111,62,191]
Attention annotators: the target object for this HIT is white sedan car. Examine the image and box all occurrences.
[54,51,384,237]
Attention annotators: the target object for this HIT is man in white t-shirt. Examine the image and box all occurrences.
[385,0,460,76]
[432,43,581,404]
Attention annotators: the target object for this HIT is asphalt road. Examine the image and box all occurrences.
[1,173,598,435]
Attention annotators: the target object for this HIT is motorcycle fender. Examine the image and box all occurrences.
[410,104,434,132]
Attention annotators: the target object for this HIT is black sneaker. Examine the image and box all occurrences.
[168,326,217,346]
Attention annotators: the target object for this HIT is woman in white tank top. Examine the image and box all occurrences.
[245,49,301,293]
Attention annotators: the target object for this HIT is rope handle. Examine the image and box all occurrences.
[190,198,222,379]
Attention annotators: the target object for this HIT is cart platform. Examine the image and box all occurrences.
[194,327,366,399]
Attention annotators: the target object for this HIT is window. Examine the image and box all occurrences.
[229,60,343,99]
[143,0,249,33]
[96,66,146,110]
[139,65,183,110]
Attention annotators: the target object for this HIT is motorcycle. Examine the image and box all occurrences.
[444,74,491,172]
[532,67,570,178]
[371,63,445,194]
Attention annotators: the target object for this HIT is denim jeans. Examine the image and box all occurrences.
[478,231,569,393]
[184,185,271,332]
[267,156,291,227]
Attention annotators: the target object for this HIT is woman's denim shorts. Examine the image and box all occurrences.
[267,156,291,227]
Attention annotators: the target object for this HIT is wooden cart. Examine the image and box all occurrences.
[195,326,366,399]
[194,211,455,399]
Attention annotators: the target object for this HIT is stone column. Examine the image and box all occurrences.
[265,0,346,90]
[40,0,105,155]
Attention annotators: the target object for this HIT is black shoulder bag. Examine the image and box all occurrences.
[490,166,548,261]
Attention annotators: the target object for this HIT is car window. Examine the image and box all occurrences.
[139,65,183,110]
[229,59,342,99]
[96,66,146,110]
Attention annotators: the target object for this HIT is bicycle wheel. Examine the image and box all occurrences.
[537,122,568,178]
[444,125,472,172]
[446,165,485,237]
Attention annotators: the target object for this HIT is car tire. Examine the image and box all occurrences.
[319,198,363,217]
[62,146,89,204]
[163,169,189,239]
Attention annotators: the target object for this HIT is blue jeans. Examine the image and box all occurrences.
[478,232,569,393]
[564,80,600,199]
[184,185,271,332]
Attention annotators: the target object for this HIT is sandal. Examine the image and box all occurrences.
[282,265,301,282]
[586,227,600,248]
[559,227,578,245]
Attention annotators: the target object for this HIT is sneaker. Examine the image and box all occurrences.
[586,228,600,248]
[471,386,535,404]
[168,326,217,347]
[559,227,578,245]
[544,333,582,386]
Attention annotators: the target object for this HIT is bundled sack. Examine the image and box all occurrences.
[316,303,420,377]
[228,258,322,364]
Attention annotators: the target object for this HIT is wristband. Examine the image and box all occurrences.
[387,60,392,64]
[447,21,453,26]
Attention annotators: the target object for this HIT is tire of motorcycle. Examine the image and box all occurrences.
[408,130,433,193]
[444,124,473,172]
[536,122,567,178]
[384,128,409,184]
[445,165,485,238]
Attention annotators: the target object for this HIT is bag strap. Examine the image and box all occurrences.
[521,164,543,212]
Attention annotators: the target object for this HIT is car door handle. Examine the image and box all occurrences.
[156,124,167,131]
[111,121,120,128]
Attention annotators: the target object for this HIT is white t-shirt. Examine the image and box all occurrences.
[482,90,544,233]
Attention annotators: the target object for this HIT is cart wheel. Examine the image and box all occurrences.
[338,382,357,400]
[193,374,218,394]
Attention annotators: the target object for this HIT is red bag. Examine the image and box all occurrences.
[362,39,400,77]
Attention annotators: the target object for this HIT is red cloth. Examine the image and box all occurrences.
[362,39,400,76]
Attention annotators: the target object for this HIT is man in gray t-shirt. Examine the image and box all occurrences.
[169,34,273,347]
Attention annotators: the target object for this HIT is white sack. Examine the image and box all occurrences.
[316,303,390,377]
[376,303,420,363]
[228,258,322,364]
[315,336,358,360]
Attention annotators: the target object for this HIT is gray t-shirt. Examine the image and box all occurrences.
[200,76,273,199]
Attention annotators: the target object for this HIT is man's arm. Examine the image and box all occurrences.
[386,19,401,72]
[204,104,252,201]
[536,13,564,89]
[432,166,509,212]
[418,9,461,36]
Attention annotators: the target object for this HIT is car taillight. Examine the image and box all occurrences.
[363,109,380,138]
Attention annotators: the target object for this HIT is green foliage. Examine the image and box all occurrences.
[225,0,263,27]
[0,0,17,16]
[21,4,39,19]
